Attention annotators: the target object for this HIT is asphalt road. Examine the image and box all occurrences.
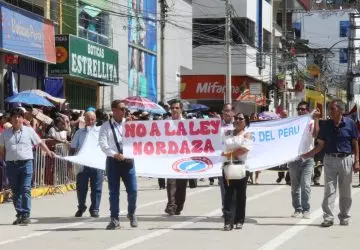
[0,171,360,250]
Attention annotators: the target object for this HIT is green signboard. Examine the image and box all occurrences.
[49,35,119,85]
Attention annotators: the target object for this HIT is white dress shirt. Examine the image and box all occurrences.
[99,118,125,157]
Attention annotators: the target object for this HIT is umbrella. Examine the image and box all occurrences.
[258,111,280,120]
[6,92,55,107]
[22,89,66,105]
[187,103,209,112]
[123,96,166,114]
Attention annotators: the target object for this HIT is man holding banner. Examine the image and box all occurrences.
[164,99,188,216]
[99,100,138,230]
[288,101,320,219]
[302,100,359,227]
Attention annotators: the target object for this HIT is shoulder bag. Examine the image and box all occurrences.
[223,152,246,180]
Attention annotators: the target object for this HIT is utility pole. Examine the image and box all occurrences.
[225,0,232,104]
[281,0,288,111]
[159,0,167,103]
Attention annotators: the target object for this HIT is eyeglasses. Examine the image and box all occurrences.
[170,107,180,110]
[296,107,307,111]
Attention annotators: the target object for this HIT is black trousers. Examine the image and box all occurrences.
[313,165,322,183]
[158,178,166,188]
[223,172,249,225]
[278,171,290,183]
[166,179,188,213]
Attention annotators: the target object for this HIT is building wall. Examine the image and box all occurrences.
[160,0,193,101]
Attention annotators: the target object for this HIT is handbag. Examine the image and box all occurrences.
[223,152,247,180]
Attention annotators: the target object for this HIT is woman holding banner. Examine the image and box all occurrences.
[221,113,253,231]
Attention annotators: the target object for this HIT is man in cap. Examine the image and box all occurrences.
[0,107,55,225]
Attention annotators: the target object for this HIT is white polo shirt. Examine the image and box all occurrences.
[0,126,41,161]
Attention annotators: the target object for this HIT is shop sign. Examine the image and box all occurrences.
[180,75,250,100]
[5,54,20,64]
[49,35,119,85]
[0,2,56,63]
[249,83,262,95]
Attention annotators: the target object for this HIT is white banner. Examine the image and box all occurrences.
[62,115,313,178]
[123,119,223,179]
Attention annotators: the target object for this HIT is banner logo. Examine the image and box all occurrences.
[172,157,213,173]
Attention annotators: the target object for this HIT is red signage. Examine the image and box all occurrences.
[5,54,19,65]
[180,75,253,100]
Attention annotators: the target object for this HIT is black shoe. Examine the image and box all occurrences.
[127,214,138,228]
[224,224,233,231]
[235,223,243,229]
[175,211,181,215]
[286,181,291,185]
[340,220,349,226]
[19,216,30,226]
[106,218,120,230]
[12,216,22,225]
[165,208,175,216]
[320,220,334,227]
[209,181,214,186]
[313,182,320,186]
[90,211,99,218]
[75,210,85,217]
[276,178,282,184]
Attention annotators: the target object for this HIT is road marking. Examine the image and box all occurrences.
[106,185,286,250]
[259,188,360,250]
[0,186,213,246]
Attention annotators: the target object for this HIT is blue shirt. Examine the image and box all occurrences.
[0,126,41,161]
[317,117,357,154]
[71,126,98,151]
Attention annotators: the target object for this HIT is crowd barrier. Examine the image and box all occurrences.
[0,140,80,200]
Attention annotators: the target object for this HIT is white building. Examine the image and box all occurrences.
[292,9,360,107]
[181,0,273,113]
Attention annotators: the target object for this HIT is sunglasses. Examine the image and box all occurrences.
[296,107,307,111]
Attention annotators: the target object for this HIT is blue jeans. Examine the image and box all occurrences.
[76,167,104,213]
[288,158,314,212]
[106,157,137,218]
[6,160,33,217]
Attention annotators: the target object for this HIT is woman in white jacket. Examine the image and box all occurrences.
[221,113,253,231]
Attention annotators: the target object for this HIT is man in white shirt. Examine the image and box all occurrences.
[71,111,103,218]
[99,100,138,230]
[289,101,320,219]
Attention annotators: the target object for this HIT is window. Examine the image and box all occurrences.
[193,18,225,47]
[263,29,271,52]
[340,21,350,37]
[339,48,348,63]
[232,18,255,46]
[78,2,110,46]
[293,22,301,39]
[5,0,44,16]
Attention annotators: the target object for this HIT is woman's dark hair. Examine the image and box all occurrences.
[234,112,250,127]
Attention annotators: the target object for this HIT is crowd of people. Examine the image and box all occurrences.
[0,98,359,231]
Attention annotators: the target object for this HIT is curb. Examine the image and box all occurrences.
[0,184,76,204]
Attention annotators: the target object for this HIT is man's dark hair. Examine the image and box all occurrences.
[222,103,234,111]
[297,101,310,110]
[111,100,125,109]
[330,99,346,111]
[169,99,183,109]
[10,107,25,118]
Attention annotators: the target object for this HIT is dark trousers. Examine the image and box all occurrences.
[313,165,322,183]
[166,178,188,213]
[278,171,291,183]
[6,160,33,217]
[223,172,249,225]
[158,178,166,189]
[76,167,104,213]
[106,157,137,219]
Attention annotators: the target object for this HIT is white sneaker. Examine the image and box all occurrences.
[291,211,302,218]
[303,211,310,219]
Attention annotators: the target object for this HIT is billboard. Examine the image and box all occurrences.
[128,0,157,101]
[0,2,56,63]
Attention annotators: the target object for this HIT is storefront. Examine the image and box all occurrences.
[49,35,119,109]
[180,75,267,113]
[0,1,56,108]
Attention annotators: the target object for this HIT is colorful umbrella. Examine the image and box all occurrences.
[6,92,54,107]
[187,103,209,112]
[123,96,166,114]
[22,89,66,105]
[258,111,280,120]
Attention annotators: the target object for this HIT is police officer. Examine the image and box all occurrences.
[0,107,55,225]
[71,111,104,218]
[99,100,138,230]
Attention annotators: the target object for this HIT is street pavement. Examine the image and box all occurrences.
[0,171,360,250]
